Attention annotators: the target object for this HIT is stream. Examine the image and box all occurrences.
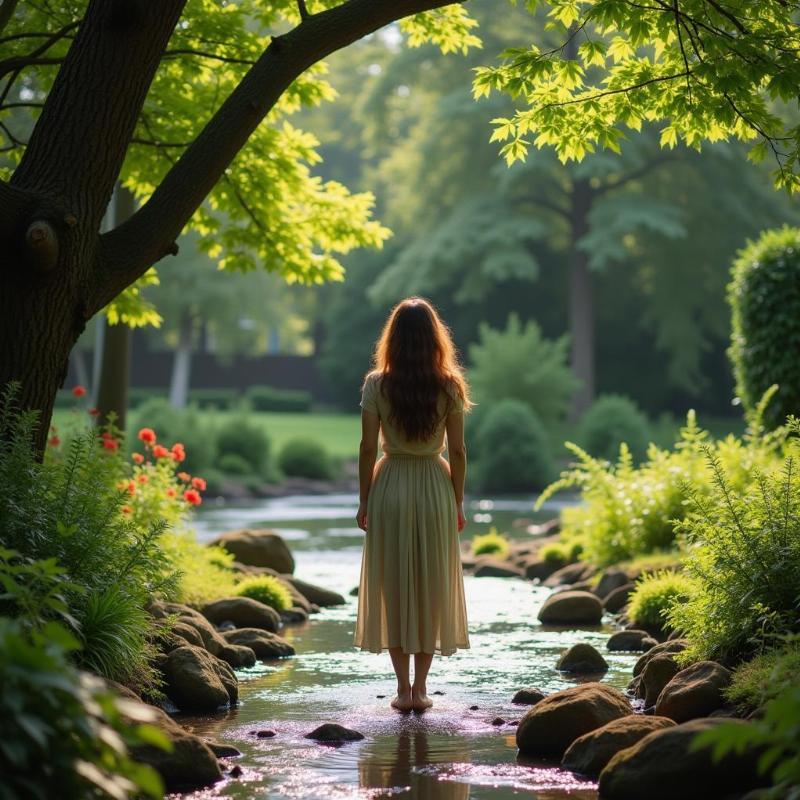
[175,493,638,800]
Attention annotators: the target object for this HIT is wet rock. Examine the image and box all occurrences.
[473,558,524,578]
[538,590,603,625]
[598,718,767,799]
[279,574,346,607]
[202,597,281,633]
[543,562,595,588]
[556,643,608,673]
[521,558,561,581]
[491,716,506,725]
[594,568,630,599]
[152,604,230,657]
[516,682,631,758]
[561,715,676,777]
[655,661,731,722]
[633,639,689,677]
[469,704,479,710]
[304,723,364,742]
[222,628,295,659]
[512,688,546,705]
[205,740,242,758]
[217,620,237,632]
[229,765,243,778]
[603,583,635,613]
[607,630,657,652]
[210,529,295,573]
[280,606,309,624]
[219,644,257,669]
[162,645,237,712]
[432,690,445,695]
[639,654,681,707]
[507,719,520,726]
[170,621,206,649]
[254,729,276,738]
[349,586,359,596]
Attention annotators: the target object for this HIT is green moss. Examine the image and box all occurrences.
[235,575,293,612]
[471,528,510,558]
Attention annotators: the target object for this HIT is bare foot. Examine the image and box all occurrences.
[390,688,413,712]
[411,685,433,712]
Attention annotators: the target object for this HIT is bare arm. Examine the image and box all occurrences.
[445,408,467,532]
[356,408,380,530]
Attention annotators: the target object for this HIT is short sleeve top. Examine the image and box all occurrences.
[360,372,463,456]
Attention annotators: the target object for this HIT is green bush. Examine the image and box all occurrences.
[540,539,583,566]
[628,570,695,630]
[728,226,800,431]
[217,452,253,477]
[215,415,270,476]
[131,398,215,474]
[245,385,312,413]
[128,387,166,409]
[468,314,579,428]
[278,438,334,480]
[188,388,240,409]
[667,422,800,663]
[471,528,510,558]
[725,639,800,713]
[472,399,554,493]
[160,534,237,606]
[235,575,293,612]
[578,394,651,463]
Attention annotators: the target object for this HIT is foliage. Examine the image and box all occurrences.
[540,539,583,566]
[278,438,334,480]
[725,639,800,713]
[468,314,578,428]
[471,527,510,558]
[578,394,651,463]
[215,414,271,477]
[472,399,554,493]
[0,618,168,800]
[159,535,237,607]
[693,684,800,800]
[245,385,313,413]
[728,226,800,430]
[666,420,800,663]
[235,575,293,612]
[628,570,694,630]
[475,0,800,191]
[188,388,240,410]
[217,453,254,478]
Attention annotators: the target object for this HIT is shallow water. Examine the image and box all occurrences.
[177,494,636,800]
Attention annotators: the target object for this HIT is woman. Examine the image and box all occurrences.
[353,297,472,713]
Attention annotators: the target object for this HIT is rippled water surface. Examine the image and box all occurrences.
[177,494,636,800]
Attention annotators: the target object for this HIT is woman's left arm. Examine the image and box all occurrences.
[357,408,380,530]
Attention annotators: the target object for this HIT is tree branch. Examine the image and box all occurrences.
[297,0,310,21]
[0,0,20,36]
[94,0,462,312]
[593,154,677,196]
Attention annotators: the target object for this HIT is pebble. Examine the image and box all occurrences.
[491,716,506,726]
[469,704,479,710]
[229,765,243,778]
[254,729,276,738]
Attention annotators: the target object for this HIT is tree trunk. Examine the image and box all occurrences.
[169,309,194,409]
[568,177,595,421]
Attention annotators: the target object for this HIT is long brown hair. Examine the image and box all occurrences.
[365,297,471,441]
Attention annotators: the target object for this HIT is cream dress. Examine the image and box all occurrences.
[353,372,470,656]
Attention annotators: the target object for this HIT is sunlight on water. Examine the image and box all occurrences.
[178,495,634,800]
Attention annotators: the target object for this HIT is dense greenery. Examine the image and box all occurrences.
[627,570,694,631]
[578,394,650,463]
[278,438,335,480]
[471,528,510,559]
[216,414,272,478]
[724,639,800,713]
[236,576,293,612]
[728,227,800,430]
[245,385,313,414]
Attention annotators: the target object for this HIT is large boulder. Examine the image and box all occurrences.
[210,529,295,573]
[170,621,206,649]
[543,562,595,588]
[607,630,657,652]
[222,628,295,658]
[561,715,675,777]
[603,583,635,613]
[149,601,229,657]
[516,682,631,758]
[639,654,681,707]
[162,645,238,712]
[280,574,346,607]
[473,558,524,578]
[202,597,281,633]
[538,591,603,625]
[598,718,767,799]
[633,639,688,677]
[594,568,630,599]
[655,661,732,722]
[556,643,608,673]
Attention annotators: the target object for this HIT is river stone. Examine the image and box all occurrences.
[170,621,206,649]
[607,630,657,652]
[473,558,524,578]
[125,701,222,791]
[561,715,676,777]
[538,591,603,625]
[603,583,635,613]
[219,644,257,668]
[205,740,242,758]
[639,654,681,707]
[594,568,630,599]
[598,718,767,800]
[162,645,237,712]
[349,585,359,596]
[516,682,631,758]
[304,723,365,742]
[279,574,346,607]
[222,628,295,658]
[543,562,595,588]
[210,529,295,573]
[655,661,732,722]
[556,643,608,673]
[168,611,229,657]
[512,687,546,705]
[202,597,281,633]
[281,606,309,623]
[633,639,689,677]
[521,558,561,581]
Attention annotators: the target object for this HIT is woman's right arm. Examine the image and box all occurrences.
[445,409,467,532]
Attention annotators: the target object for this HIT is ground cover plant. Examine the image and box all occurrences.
[470,528,510,559]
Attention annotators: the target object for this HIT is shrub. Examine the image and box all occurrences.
[667,422,800,663]
[188,388,240,409]
[472,399,555,493]
[578,394,651,463]
[540,539,583,565]
[216,415,270,476]
[468,314,579,428]
[471,528,510,558]
[160,534,237,605]
[728,226,800,431]
[724,639,800,712]
[245,385,312,413]
[235,575,293,612]
[628,570,695,630]
[218,452,253,477]
[278,438,334,480]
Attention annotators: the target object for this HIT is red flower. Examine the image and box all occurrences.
[127,480,136,496]
[72,385,86,398]
[101,430,113,440]
[183,489,202,506]
[152,444,170,459]
[171,443,186,463]
[136,474,149,484]
[177,471,191,482]
[102,437,118,451]
[121,505,132,515]
[48,435,61,447]
[138,428,156,445]
[88,407,100,417]
[166,487,176,498]
[191,476,207,491]
[132,453,145,464]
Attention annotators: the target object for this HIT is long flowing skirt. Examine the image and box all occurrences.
[353,454,470,656]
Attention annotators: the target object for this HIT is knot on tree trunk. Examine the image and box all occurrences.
[24,219,59,272]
